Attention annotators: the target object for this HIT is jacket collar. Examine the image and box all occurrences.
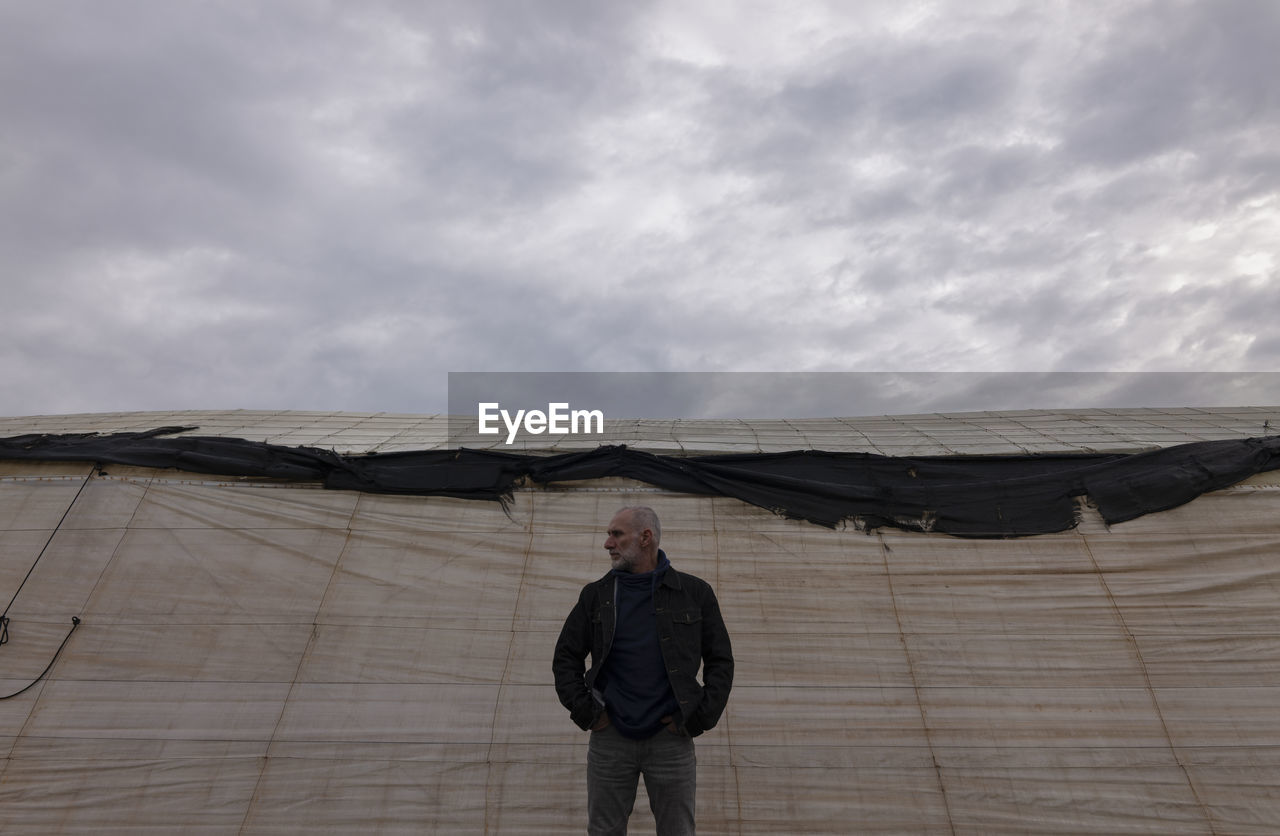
[596,549,682,588]
[656,550,682,589]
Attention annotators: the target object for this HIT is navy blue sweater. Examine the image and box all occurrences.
[598,553,680,738]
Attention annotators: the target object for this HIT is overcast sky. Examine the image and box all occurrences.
[3,0,1278,419]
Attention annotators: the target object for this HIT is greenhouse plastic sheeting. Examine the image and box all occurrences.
[2,462,1280,833]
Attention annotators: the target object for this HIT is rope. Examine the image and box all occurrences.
[0,616,81,700]
[1,468,94,699]
[2,467,95,623]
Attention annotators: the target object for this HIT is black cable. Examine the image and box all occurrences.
[1,467,95,697]
[0,616,81,700]
[2,466,96,621]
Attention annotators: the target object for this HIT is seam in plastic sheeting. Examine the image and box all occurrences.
[1078,534,1219,833]
[877,530,959,835]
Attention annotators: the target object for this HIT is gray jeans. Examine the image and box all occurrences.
[587,724,696,835]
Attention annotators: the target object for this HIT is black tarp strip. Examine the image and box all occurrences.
[1,429,1278,538]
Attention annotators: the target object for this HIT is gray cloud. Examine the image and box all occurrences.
[2,0,1277,419]
[1061,0,1280,166]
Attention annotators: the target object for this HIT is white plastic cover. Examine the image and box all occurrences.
[2,461,1279,833]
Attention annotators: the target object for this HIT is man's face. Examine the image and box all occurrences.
[604,511,643,572]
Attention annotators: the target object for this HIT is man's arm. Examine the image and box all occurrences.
[552,593,605,731]
[686,584,734,737]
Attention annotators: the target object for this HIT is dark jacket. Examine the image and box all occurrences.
[553,560,734,737]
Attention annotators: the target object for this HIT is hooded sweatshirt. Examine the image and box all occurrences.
[597,551,680,739]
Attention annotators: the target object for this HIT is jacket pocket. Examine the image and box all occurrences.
[669,610,703,662]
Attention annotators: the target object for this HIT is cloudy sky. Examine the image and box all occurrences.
[3,0,1278,419]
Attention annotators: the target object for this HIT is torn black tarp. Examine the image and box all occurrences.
[2,429,1278,537]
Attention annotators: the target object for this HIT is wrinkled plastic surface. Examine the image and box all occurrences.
[3,456,1279,833]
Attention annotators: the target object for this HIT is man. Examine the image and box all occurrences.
[553,506,734,835]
